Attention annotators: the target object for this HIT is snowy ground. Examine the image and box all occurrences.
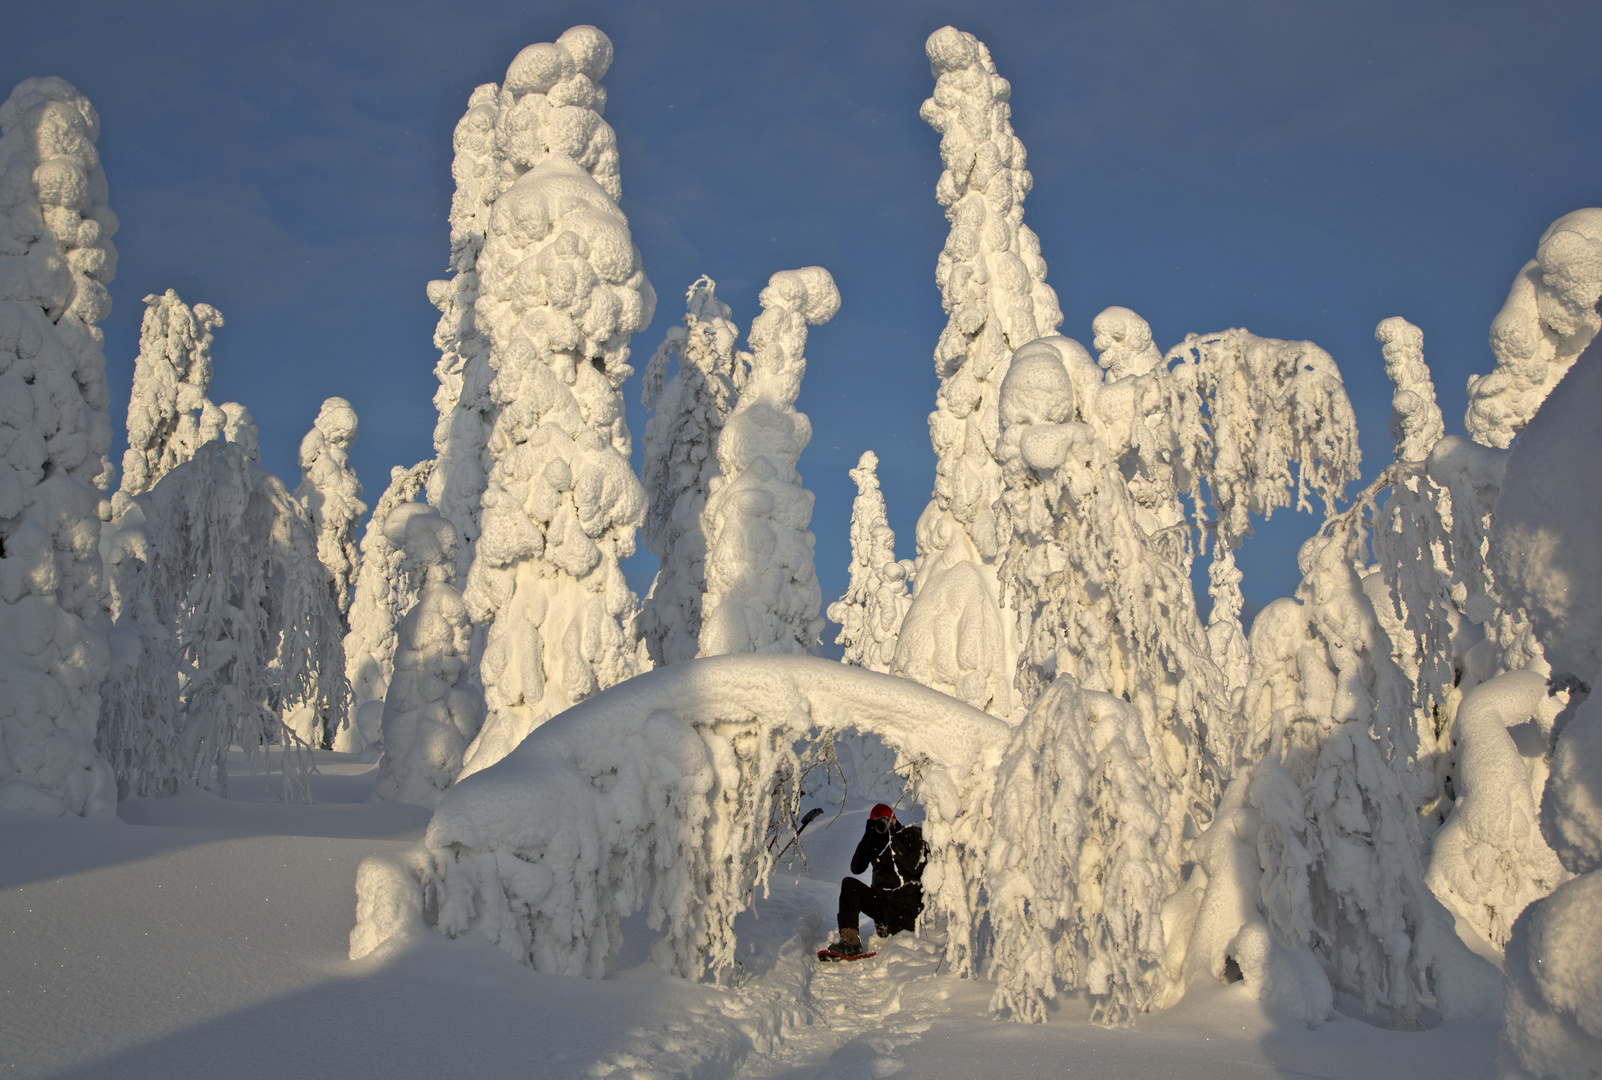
[2,751,1501,1080]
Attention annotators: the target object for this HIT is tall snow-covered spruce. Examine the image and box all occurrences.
[829,451,911,672]
[698,267,836,657]
[295,396,366,621]
[638,276,742,666]
[454,27,655,778]
[892,26,1062,715]
[0,78,119,817]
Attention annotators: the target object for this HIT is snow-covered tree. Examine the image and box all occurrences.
[340,460,431,755]
[294,396,366,619]
[373,505,484,806]
[698,267,836,657]
[101,436,348,799]
[987,676,1172,1024]
[637,276,742,666]
[892,26,1063,715]
[1465,207,1602,450]
[427,26,626,583]
[455,30,655,778]
[0,78,119,817]
[115,289,222,513]
[828,451,912,672]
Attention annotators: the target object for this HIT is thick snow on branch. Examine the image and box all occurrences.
[1466,208,1602,449]
[0,77,118,817]
[352,656,1009,982]
[455,31,654,778]
[638,276,741,666]
[829,451,912,672]
[373,505,485,806]
[699,267,836,656]
[427,26,627,581]
[116,290,222,510]
[101,439,347,799]
[340,460,432,755]
[294,396,366,621]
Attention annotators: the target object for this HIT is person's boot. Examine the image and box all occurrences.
[825,925,863,956]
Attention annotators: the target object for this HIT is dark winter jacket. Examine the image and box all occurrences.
[850,817,928,906]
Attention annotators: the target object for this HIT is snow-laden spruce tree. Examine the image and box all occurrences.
[1465,208,1602,450]
[339,460,431,755]
[986,341,1223,897]
[372,504,484,806]
[828,451,912,672]
[698,267,836,656]
[0,78,119,817]
[426,26,626,583]
[294,396,366,619]
[892,26,1062,715]
[102,435,348,799]
[987,676,1173,1024]
[637,276,742,666]
[1223,525,1496,1025]
[454,30,655,778]
[115,289,223,513]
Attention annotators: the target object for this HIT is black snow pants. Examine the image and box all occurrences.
[837,877,922,935]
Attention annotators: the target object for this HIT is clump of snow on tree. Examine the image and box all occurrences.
[829,451,912,672]
[372,504,484,807]
[115,289,222,512]
[698,266,836,656]
[340,460,431,755]
[0,77,118,817]
[638,276,741,666]
[295,396,366,620]
[1465,208,1602,450]
[454,29,655,778]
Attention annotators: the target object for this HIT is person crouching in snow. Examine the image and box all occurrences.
[823,803,928,959]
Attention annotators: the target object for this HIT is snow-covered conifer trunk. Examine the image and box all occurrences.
[893,27,1062,715]
[0,78,119,817]
[340,460,431,754]
[373,506,484,806]
[455,28,655,777]
[828,451,912,672]
[426,27,627,582]
[294,396,366,619]
[1233,527,1496,1025]
[104,439,348,799]
[991,339,1224,879]
[698,267,836,656]
[986,676,1172,1024]
[115,289,222,513]
[1465,208,1602,449]
[638,276,741,666]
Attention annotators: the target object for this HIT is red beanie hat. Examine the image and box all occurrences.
[869,803,896,820]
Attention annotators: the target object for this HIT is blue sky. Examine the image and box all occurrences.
[6,0,1601,630]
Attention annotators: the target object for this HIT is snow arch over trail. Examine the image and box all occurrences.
[352,656,1010,981]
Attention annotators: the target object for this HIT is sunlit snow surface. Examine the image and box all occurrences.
[1,750,1499,1080]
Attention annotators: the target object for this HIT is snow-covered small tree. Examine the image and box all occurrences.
[893,26,1063,716]
[699,267,837,656]
[0,77,119,817]
[987,676,1172,1024]
[116,289,223,513]
[340,460,431,755]
[427,26,626,583]
[828,451,912,671]
[456,29,655,777]
[638,276,742,666]
[294,396,366,619]
[373,505,484,806]
[1465,208,1602,450]
[101,436,347,799]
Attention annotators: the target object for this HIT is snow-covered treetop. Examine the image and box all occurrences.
[1376,316,1444,464]
[1091,305,1163,379]
[829,450,912,672]
[1466,207,1602,448]
[118,290,223,503]
[295,396,367,618]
